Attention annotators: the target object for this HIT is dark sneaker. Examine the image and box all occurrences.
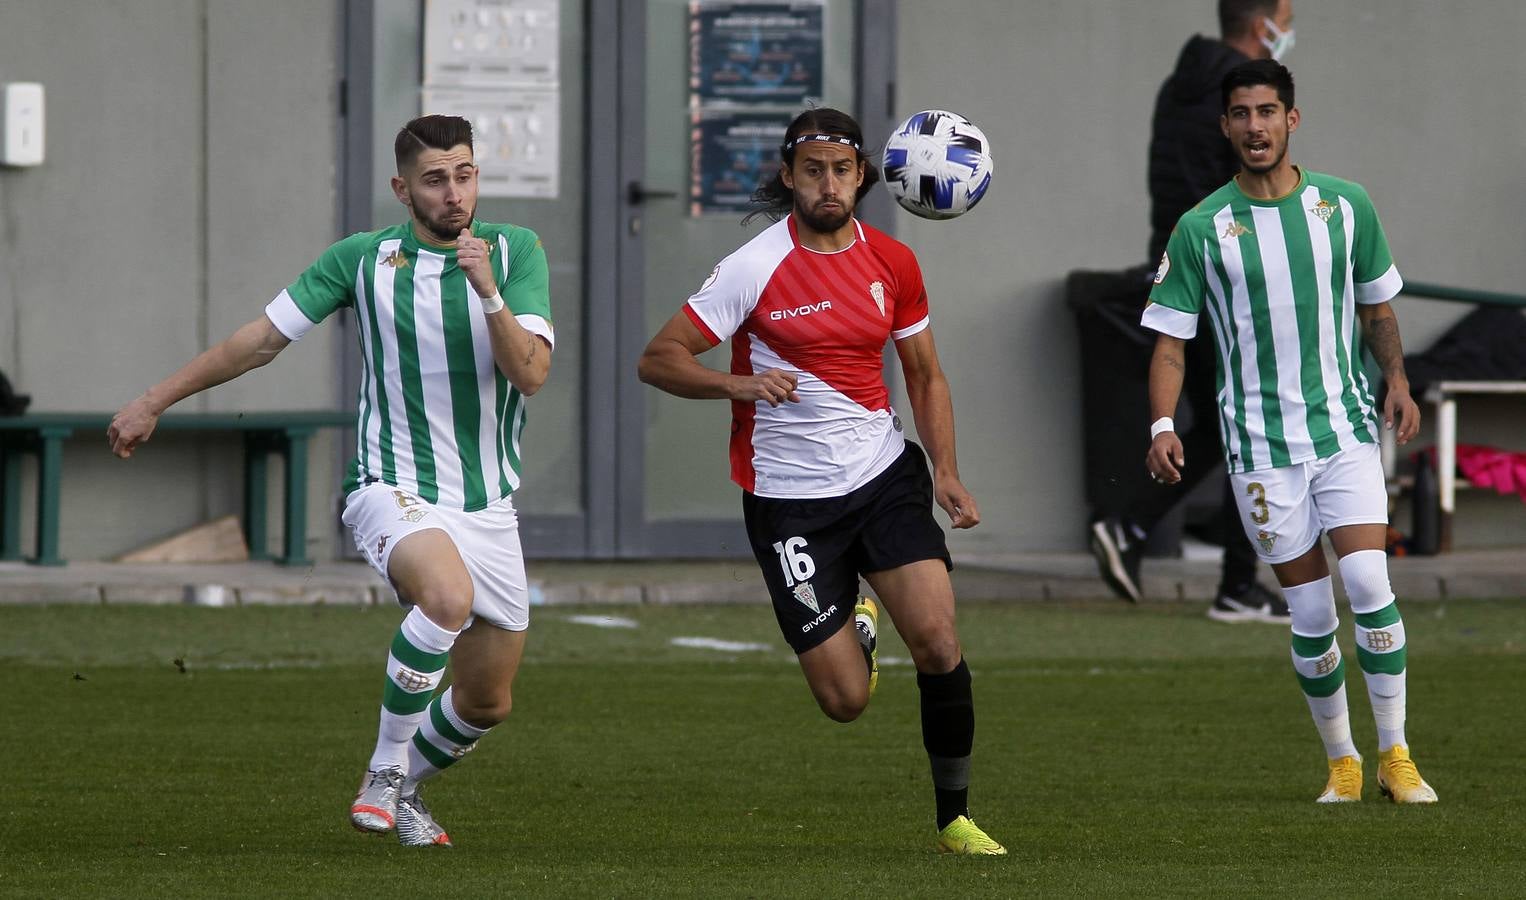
[1089,517,1143,603]
[1207,582,1291,624]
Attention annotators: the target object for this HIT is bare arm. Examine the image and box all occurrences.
[1358,301,1420,443]
[484,309,551,396]
[637,310,800,405]
[1145,331,1187,483]
[108,314,291,458]
[456,230,551,395]
[894,326,978,529]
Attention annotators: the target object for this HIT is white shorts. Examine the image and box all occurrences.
[1230,442,1388,565]
[341,483,530,631]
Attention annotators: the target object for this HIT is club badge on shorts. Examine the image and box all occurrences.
[1257,530,1278,554]
[793,581,820,614]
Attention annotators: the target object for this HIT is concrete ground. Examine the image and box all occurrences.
[1,547,1520,608]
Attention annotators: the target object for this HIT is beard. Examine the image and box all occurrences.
[793,196,854,233]
[417,204,475,243]
[1238,141,1287,175]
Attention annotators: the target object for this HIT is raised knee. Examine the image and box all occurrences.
[410,581,474,631]
[817,686,868,723]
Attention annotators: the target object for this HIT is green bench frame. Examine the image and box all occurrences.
[0,411,351,567]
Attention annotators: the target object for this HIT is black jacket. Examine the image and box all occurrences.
[1147,35,1250,262]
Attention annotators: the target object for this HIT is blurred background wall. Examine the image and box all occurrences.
[1,0,1520,561]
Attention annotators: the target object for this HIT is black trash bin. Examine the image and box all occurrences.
[1065,265,1189,556]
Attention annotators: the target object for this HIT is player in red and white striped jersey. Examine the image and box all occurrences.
[639,108,1005,855]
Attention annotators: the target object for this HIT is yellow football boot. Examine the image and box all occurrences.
[854,596,879,697]
[1377,746,1438,804]
[1315,755,1363,803]
[936,816,1007,856]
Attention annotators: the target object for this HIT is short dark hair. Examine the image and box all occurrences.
[1221,59,1295,112]
[745,107,881,225]
[1218,0,1279,38]
[394,115,474,172]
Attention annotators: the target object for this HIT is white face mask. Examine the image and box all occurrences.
[1260,17,1295,61]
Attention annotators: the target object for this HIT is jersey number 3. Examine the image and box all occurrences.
[772,537,817,587]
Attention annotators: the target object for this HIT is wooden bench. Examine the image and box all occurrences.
[0,411,351,566]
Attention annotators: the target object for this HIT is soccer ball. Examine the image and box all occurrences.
[881,110,994,220]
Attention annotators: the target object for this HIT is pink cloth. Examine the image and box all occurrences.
[1446,444,1526,503]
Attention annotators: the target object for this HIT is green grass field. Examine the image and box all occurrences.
[2,597,1523,897]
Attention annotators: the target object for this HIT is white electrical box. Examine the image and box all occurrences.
[2,83,45,167]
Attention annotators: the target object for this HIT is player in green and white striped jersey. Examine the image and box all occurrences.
[1142,61,1437,805]
[109,115,555,844]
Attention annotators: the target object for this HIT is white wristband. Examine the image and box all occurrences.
[1150,417,1175,440]
[480,293,505,314]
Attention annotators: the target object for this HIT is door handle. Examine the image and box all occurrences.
[627,181,679,205]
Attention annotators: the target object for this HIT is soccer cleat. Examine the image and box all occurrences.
[1377,746,1438,804]
[936,815,1007,856]
[855,596,880,697]
[350,765,405,832]
[1207,582,1292,624]
[1089,517,1143,603]
[1316,755,1363,803]
[396,790,453,847]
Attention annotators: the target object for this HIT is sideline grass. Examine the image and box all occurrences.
[1,598,1523,897]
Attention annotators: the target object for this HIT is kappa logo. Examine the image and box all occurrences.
[1309,199,1337,223]
[393,666,433,692]
[1222,220,1252,239]
[1257,529,1278,554]
[770,300,832,321]
[382,249,410,269]
[869,281,886,316]
[793,581,820,614]
[376,534,389,557]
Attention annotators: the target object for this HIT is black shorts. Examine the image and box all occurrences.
[742,441,952,654]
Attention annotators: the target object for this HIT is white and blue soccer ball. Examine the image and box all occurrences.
[881,110,994,220]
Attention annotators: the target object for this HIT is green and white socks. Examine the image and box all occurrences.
[1342,549,1408,752]
[369,607,459,773]
[1284,551,1411,761]
[403,686,490,794]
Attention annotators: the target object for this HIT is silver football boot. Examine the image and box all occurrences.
[396,790,453,847]
[349,766,404,833]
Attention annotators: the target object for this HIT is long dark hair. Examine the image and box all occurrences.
[744,107,881,225]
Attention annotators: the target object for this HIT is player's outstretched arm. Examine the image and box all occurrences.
[1357,301,1420,444]
[108,314,291,458]
[637,310,799,406]
[894,327,978,529]
[1145,331,1187,484]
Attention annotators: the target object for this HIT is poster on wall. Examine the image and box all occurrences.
[687,0,822,216]
[423,87,559,199]
[423,0,559,87]
[689,110,789,216]
[688,0,824,105]
[423,0,561,198]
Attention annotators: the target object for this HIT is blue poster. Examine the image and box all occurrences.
[689,112,790,216]
[689,1,824,105]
